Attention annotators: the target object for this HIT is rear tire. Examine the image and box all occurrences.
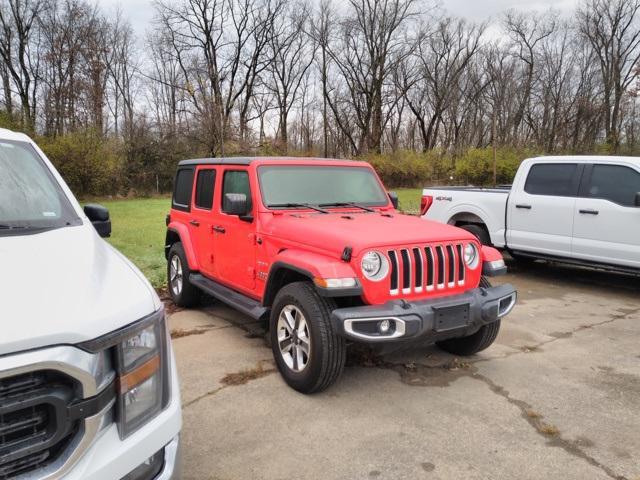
[436,276,500,356]
[270,282,346,394]
[460,224,491,246]
[167,242,201,308]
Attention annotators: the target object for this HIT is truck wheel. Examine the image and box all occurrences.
[270,282,346,394]
[167,242,201,308]
[461,224,491,246]
[436,276,500,355]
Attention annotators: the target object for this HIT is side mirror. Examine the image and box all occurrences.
[635,192,640,207]
[84,204,111,238]
[388,191,399,209]
[223,193,250,217]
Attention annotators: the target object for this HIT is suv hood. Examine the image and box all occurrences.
[0,224,158,356]
[262,211,476,257]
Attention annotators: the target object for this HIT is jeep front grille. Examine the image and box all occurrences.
[388,244,466,295]
[0,371,79,479]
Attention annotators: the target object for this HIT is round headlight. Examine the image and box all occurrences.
[464,243,479,268]
[361,251,389,281]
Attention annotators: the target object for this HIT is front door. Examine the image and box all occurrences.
[507,162,582,257]
[572,163,640,269]
[190,167,217,278]
[212,168,257,294]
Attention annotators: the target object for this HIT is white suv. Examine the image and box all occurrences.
[0,128,182,479]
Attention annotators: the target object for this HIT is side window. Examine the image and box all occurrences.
[222,170,252,213]
[194,169,216,210]
[587,164,640,207]
[173,168,195,211]
[524,164,578,197]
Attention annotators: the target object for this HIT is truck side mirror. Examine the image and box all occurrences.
[223,193,250,217]
[636,192,640,207]
[388,191,399,209]
[84,204,111,238]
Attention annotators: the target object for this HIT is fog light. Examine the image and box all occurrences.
[378,319,391,333]
[121,447,165,480]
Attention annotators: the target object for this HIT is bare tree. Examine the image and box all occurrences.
[579,0,640,150]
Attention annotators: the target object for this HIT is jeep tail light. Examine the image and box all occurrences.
[420,195,433,216]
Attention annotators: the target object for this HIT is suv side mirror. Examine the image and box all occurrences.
[223,193,250,217]
[84,204,111,238]
[388,191,399,209]
[635,192,640,207]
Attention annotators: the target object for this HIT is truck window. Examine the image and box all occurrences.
[587,164,640,207]
[222,170,252,213]
[194,169,216,210]
[0,140,79,234]
[173,167,195,210]
[524,164,578,197]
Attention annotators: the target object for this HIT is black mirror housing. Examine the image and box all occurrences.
[223,193,249,216]
[388,191,399,209]
[84,204,111,238]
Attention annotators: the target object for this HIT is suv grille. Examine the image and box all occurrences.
[388,243,466,295]
[0,371,80,479]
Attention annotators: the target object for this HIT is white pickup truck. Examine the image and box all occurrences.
[0,128,182,479]
[421,156,640,273]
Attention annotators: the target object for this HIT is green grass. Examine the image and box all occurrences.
[98,196,171,288]
[91,188,421,289]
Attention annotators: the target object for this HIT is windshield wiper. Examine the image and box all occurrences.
[319,202,376,212]
[267,203,330,214]
[0,224,27,230]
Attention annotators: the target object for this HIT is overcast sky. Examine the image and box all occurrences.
[98,0,581,39]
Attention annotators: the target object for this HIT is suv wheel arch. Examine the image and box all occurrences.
[263,263,314,308]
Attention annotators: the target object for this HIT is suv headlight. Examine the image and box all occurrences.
[116,309,170,438]
[464,243,479,269]
[361,251,390,281]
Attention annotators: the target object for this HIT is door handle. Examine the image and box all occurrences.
[213,226,226,234]
[516,204,532,210]
[579,209,599,215]
[189,220,200,227]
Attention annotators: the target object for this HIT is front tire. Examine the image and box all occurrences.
[270,282,346,394]
[436,276,500,355]
[167,242,201,308]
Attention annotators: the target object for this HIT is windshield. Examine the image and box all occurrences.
[258,165,389,208]
[0,140,80,235]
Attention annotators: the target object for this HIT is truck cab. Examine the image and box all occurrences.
[166,157,517,393]
[0,129,181,480]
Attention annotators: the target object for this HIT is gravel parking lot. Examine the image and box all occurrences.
[169,259,640,480]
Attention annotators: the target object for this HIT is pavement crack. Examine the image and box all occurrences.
[469,371,628,480]
[183,360,276,409]
[485,307,640,363]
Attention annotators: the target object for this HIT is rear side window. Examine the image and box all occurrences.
[222,170,252,213]
[524,164,578,197]
[173,168,195,210]
[195,169,216,210]
[587,164,640,207]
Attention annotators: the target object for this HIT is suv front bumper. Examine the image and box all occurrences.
[331,284,517,344]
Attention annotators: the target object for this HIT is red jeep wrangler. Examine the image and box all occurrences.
[165,157,516,393]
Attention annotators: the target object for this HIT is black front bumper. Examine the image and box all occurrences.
[331,284,517,344]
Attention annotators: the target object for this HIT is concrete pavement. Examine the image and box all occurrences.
[169,261,640,480]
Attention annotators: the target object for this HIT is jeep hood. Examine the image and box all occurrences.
[0,224,159,356]
[262,211,476,257]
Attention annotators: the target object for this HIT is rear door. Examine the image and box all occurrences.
[211,168,257,293]
[190,166,217,278]
[507,162,583,257]
[572,163,640,269]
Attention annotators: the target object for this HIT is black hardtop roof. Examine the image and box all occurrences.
[177,156,363,167]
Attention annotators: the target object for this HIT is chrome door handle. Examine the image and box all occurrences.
[189,220,200,226]
[516,204,532,210]
[579,209,599,215]
[213,226,226,234]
